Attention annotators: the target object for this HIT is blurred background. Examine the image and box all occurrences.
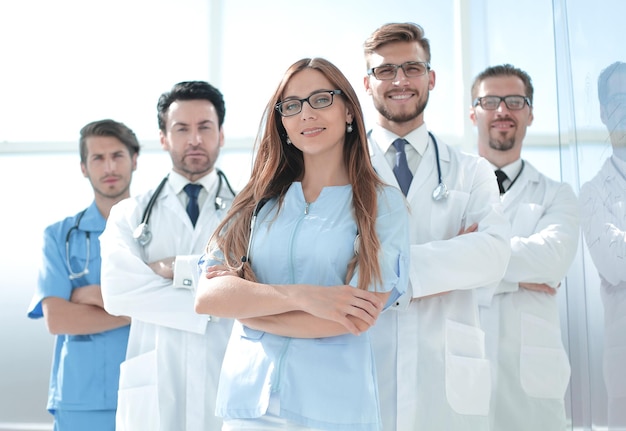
[0,1,622,429]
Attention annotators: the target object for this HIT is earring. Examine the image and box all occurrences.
[286,137,292,145]
[346,123,353,133]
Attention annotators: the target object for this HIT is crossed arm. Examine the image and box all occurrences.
[42,285,130,335]
[195,265,389,338]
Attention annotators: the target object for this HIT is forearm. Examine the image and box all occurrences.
[240,311,349,338]
[43,297,130,335]
[240,310,376,338]
[195,275,299,318]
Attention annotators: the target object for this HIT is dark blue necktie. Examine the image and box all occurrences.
[495,169,508,194]
[183,183,202,227]
[392,138,413,196]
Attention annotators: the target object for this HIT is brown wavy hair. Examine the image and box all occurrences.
[207,57,384,291]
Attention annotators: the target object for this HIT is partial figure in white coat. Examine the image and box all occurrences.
[470,64,579,431]
[100,81,236,431]
[363,22,511,431]
[580,61,626,429]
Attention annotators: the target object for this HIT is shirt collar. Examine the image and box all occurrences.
[492,158,523,180]
[168,169,219,195]
[371,123,430,156]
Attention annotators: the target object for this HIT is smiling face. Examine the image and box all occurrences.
[160,99,224,182]
[364,41,435,136]
[470,75,534,166]
[280,68,353,162]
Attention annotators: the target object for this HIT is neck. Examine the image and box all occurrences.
[94,193,130,219]
[378,115,424,138]
[479,146,521,169]
[301,155,348,203]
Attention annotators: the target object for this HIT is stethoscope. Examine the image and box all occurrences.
[66,209,90,280]
[428,131,449,201]
[133,168,236,247]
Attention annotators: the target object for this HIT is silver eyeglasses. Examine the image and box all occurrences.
[275,90,343,117]
[367,61,430,80]
[473,95,532,110]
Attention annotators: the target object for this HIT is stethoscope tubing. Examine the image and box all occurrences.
[65,209,90,280]
[133,169,236,247]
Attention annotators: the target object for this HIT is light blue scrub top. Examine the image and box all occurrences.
[202,183,410,431]
[28,202,130,413]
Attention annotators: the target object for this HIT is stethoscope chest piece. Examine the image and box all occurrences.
[432,182,449,201]
[133,222,152,247]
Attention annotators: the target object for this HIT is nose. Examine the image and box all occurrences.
[496,100,510,114]
[188,129,203,145]
[299,101,317,119]
[392,67,410,85]
[103,157,116,173]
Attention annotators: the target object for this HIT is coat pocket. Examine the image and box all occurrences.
[520,312,571,399]
[444,320,491,415]
[116,350,159,430]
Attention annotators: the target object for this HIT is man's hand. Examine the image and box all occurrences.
[519,282,560,295]
[148,257,176,279]
[458,222,478,236]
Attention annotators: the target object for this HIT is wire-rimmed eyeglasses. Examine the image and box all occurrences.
[275,90,342,117]
[473,95,532,111]
[367,61,430,81]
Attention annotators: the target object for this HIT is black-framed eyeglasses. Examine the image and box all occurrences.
[473,95,532,110]
[275,90,343,117]
[367,61,430,81]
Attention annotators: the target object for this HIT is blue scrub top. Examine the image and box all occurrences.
[203,183,410,431]
[28,202,130,412]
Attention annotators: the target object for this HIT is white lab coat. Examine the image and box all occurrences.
[480,160,579,431]
[580,155,626,427]
[100,170,234,431]
[368,126,511,431]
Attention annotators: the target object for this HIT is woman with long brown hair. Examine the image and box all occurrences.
[195,57,409,430]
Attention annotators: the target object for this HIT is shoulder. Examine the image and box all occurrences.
[43,208,86,238]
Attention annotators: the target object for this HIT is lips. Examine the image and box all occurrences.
[301,127,325,137]
[387,91,414,101]
[103,176,119,184]
[491,119,516,129]
[185,151,207,158]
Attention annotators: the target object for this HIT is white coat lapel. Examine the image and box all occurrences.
[369,138,397,187]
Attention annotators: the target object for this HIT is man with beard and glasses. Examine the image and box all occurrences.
[363,22,511,431]
[28,119,138,430]
[470,64,579,431]
[100,81,236,431]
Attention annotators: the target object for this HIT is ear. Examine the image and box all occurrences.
[469,106,477,125]
[600,105,608,126]
[527,107,534,126]
[346,109,354,125]
[80,162,88,178]
[159,130,169,151]
[364,75,372,95]
[219,127,225,148]
[428,69,436,91]
[131,152,138,172]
